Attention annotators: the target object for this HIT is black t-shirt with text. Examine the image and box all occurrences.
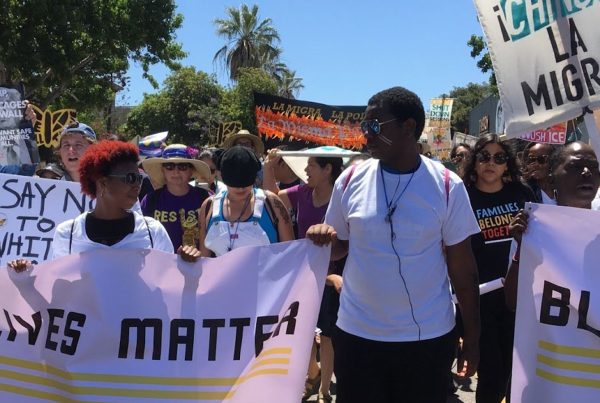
[468,182,534,284]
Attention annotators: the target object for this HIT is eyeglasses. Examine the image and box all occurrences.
[526,155,549,165]
[360,118,400,137]
[452,152,469,162]
[108,172,143,185]
[163,163,191,171]
[476,151,508,165]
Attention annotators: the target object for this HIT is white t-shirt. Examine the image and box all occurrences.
[52,211,174,259]
[325,157,480,342]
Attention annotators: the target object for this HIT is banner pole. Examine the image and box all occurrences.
[583,109,600,158]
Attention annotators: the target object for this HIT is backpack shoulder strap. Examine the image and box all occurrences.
[444,167,450,207]
[343,164,358,191]
[142,216,154,248]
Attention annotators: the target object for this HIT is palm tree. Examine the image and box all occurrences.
[213,4,281,81]
[278,69,304,99]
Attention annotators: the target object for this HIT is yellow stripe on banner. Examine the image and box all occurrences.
[538,354,600,374]
[536,368,600,389]
[256,347,292,357]
[0,368,232,400]
[0,382,93,403]
[249,358,291,370]
[539,340,600,359]
[0,355,234,386]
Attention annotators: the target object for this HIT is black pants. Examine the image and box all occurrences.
[476,289,515,403]
[332,326,457,403]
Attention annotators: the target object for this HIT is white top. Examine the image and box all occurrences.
[52,211,174,259]
[325,157,480,342]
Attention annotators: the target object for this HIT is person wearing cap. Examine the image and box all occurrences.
[141,144,211,251]
[198,146,294,257]
[56,121,97,182]
[35,163,64,180]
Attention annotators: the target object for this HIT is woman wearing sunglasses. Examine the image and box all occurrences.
[463,134,534,403]
[521,142,556,204]
[8,142,176,273]
[141,144,211,251]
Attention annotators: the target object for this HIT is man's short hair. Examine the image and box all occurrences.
[368,87,425,140]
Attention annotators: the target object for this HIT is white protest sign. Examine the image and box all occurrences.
[0,240,328,402]
[512,203,600,402]
[473,1,600,137]
[0,173,94,265]
[0,86,39,166]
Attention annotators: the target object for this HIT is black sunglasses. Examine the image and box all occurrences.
[476,151,508,165]
[526,155,549,165]
[108,172,143,185]
[360,118,400,137]
[163,162,191,171]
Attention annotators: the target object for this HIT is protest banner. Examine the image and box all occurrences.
[0,240,329,402]
[254,92,365,149]
[0,85,39,166]
[0,174,94,266]
[520,122,568,144]
[423,98,454,159]
[473,1,600,138]
[30,105,77,149]
[512,203,600,402]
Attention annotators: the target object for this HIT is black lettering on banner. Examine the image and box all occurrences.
[63,188,93,214]
[273,301,299,337]
[169,319,195,361]
[203,319,225,361]
[577,291,600,338]
[522,75,552,116]
[581,58,600,95]
[540,281,570,326]
[61,312,86,356]
[254,315,279,356]
[13,312,42,345]
[16,216,37,231]
[1,179,21,208]
[562,64,583,101]
[230,318,251,361]
[45,309,64,351]
[548,26,569,63]
[34,183,55,216]
[118,318,162,360]
[3,309,17,341]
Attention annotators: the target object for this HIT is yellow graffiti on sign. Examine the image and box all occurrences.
[31,105,77,148]
[216,121,242,145]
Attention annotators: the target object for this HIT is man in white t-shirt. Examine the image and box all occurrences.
[307,87,481,403]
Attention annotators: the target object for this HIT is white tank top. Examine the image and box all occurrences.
[204,189,272,256]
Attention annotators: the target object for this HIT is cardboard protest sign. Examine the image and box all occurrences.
[423,98,454,159]
[473,1,600,137]
[0,85,39,166]
[0,174,94,266]
[512,203,600,402]
[254,92,365,149]
[0,241,329,402]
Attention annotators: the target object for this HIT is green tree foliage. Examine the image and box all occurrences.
[467,35,498,93]
[0,0,185,110]
[278,70,304,99]
[220,67,278,133]
[213,4,281,81]
[442,82,492,133]
[126,67,224,145]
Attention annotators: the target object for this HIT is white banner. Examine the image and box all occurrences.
[0,240,329,402]
[0,173,94,266]
[512,203,600,402]
[473,1,600,137]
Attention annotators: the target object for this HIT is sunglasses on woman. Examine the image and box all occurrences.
[526,155,549,165]
[360,118,400,137]
[163,163,191,171]
[108,172,144,185]
[476,151,508,165]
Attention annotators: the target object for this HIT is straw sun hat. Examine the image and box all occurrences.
[142,144,211,188]
[222,129,265,155]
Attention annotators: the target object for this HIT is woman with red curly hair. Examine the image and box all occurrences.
[47,141,174,258]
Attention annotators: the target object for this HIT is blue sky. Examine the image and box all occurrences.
[119,0,489,110]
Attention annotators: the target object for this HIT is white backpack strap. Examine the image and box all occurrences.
[253,188,266,219]
[212,190,226,218]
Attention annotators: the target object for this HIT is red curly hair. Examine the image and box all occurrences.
[79,141,139,198]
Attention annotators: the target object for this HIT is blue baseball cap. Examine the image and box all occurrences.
[61,122,97,142]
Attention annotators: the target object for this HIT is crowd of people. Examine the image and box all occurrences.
[4,86,600,403]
